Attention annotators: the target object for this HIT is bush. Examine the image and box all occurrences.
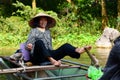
[0,1,101,48]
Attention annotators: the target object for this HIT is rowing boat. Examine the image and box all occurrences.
[0,56,90,80]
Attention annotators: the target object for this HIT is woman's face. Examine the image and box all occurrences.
[39,17,47,28]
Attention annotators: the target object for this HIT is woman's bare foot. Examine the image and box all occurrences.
[52,60,61,67]
[75,46,92,54]
[48,57,61,67]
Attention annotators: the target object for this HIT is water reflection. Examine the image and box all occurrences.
[96,48,111,67]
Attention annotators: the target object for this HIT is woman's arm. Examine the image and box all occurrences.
[26,29,36,50]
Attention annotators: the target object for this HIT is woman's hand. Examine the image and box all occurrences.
[27,43,33,50]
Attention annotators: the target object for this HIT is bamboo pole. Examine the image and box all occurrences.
[0,65,80,74]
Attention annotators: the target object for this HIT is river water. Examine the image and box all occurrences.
[0,47,111,67]
[65,48,111,67]
[0,47,111,80]
[95,48,111,66]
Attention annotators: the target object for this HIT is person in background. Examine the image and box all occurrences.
[25,12,92,66]
[99,31,120,80]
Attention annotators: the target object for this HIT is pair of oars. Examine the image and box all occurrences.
[84,47,99,67]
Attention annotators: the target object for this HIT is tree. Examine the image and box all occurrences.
[117,0,120,30]
[32,0,36,14]
[67,0,71,3]
[101,0,108,30]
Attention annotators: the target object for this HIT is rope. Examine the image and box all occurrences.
[19,56,26,72]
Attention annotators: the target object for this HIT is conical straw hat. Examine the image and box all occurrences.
[28,13,56,28]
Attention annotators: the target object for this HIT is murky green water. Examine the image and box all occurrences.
[0,48,18,56]
[0,47,110,66]
[0,47,111,80]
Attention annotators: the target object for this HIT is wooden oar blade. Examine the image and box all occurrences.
[84,47,99,67]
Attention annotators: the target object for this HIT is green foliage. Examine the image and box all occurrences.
[0,33,27,46]
[108,17,117,28]
[0,0,103,48]
[12,1,44,20]
[0,16,30,34]
[0,15,100,47]
[53,32,100,49]
[12,1,33,20]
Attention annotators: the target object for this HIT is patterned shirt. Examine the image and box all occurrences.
[25,28,53,51]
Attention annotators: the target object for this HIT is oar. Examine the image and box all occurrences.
[84,47,99,67]
[84,47,103,80]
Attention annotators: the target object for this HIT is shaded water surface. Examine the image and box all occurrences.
[95,48,111,67]
[67,48,111,67]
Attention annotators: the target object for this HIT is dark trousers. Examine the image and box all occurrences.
[99,41,120,80]
[31,40,80,65]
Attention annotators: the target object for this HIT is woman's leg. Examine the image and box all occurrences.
[50,43,91,60]
[31,40,51,65]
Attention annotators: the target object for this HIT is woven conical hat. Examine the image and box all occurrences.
[29,13,56,28]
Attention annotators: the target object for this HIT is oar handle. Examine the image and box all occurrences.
[84,47,99,67]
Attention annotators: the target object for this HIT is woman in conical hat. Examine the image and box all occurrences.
[25,12,91,66]
[28,13,56,28]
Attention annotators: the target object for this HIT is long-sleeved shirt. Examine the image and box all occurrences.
[25,28,53,53]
